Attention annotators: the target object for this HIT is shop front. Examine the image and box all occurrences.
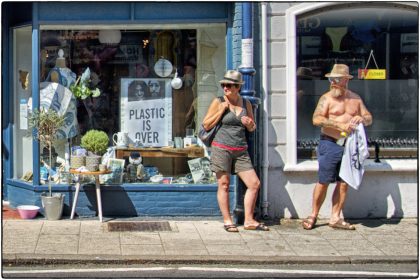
[2,2,252,217]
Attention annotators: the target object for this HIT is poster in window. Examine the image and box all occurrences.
[120,78,172,147]
[188,157,212,183]
[101,158,125,184]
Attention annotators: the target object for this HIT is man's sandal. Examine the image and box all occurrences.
[302,216,317,230]
[328,219,355,230]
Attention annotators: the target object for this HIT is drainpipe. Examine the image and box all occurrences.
[235,2,260,224]
[260,2,269,219]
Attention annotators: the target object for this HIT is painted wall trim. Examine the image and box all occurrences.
[284,159,418,172]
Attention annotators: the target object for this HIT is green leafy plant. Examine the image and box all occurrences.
[28,108,65,196]
[70,67,101,100]
[81,129,109,156]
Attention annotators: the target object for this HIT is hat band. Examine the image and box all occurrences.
[223,77,241,83]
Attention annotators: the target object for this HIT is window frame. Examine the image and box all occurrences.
[283,2,418,172]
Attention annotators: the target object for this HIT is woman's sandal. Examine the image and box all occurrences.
[244,223,269,231]
[302,216,317,230]
[224,224,239,233]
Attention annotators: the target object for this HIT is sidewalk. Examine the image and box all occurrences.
[2,207,418,265]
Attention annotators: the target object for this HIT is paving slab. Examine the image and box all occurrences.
[206,244,252,255]
[328,239,384,256]
[120,232,161,245]
[378,243,418,256]
[36,235,79,255]
[41,221,81,235]
[121,244,165,255]
[78,235,121,255]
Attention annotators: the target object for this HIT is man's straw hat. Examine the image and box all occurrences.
[325,64,353,79]
[219,70,244,85]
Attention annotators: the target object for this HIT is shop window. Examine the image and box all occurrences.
[295,4,418,160]
[37,26,226,185]
[13,26,34,182]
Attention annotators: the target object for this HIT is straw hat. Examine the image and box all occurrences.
[325,64,353,79]
[219,70,244,85]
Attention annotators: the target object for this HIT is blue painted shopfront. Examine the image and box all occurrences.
[2,2,260,218]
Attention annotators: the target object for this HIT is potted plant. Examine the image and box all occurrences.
[70,67,101,128]
[28,108,65,220]
[81,129,109,171]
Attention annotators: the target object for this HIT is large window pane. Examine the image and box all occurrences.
[296,4,418,159]
[13,26,33,181]
[39,26,226,184]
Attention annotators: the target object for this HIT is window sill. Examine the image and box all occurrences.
[284,159,418,172]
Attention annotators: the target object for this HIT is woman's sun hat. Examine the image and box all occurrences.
[325,64,353,79]
[219,70,245,85]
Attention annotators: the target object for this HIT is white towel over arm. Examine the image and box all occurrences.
[339,123,370,190]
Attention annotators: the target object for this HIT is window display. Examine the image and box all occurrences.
[36,26,226,185]
[296,5,418,159]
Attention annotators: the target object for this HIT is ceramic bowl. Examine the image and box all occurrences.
[17,205,40,219]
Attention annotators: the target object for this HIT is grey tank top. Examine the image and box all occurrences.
[213,97,248,148]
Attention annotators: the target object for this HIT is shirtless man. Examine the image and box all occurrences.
[302,64,372,230]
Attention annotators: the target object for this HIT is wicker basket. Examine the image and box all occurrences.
[85,155,101,171]
[71,155,85,169]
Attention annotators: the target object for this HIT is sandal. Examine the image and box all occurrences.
[224,224,239,233]
[244,223,269,231]
[302,216,317,230]
[328,219,355,230]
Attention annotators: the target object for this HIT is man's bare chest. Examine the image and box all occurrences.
[329,99,359,117]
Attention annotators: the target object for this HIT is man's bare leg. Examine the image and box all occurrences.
[303,182,328,229]
[330,181,348,223]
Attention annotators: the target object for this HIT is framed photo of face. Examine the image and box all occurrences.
[120,78,172,147]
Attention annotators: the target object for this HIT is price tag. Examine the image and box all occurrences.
[358,69,386,80]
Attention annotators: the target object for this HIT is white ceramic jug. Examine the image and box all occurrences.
[171,71,183,89]
[113,132,128,147]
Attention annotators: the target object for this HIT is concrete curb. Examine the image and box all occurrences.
[3,254,417,266]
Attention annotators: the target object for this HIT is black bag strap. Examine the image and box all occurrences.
[217,96,225,103]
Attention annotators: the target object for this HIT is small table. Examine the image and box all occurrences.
[69,169,112,222]
[115,146,204,159]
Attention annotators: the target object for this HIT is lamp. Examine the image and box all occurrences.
[98,30,121,45]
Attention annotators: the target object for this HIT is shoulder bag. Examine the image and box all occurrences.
[198,96,225,147]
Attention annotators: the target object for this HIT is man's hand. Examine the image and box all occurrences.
[340,122,358,134]
[350,116,364,125]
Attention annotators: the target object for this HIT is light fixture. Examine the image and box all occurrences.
[98,30,121,45]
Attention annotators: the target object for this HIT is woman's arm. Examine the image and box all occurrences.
[202,97,228,131]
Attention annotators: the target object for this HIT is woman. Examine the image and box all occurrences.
[202,70,269,232]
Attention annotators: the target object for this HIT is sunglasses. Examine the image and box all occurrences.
[221,83,237,89]
[328,77,344,83]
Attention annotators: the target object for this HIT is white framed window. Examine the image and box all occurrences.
[284,3,418,171]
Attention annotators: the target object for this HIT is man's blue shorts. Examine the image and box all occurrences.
[317,139,344,184]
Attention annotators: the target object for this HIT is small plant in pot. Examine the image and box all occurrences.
[28,108,66,220]
[81,129,109,171]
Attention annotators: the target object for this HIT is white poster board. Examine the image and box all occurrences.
[120,78,172,147]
